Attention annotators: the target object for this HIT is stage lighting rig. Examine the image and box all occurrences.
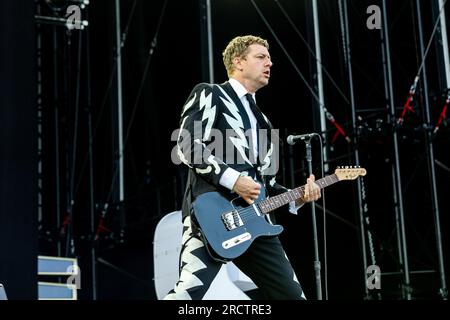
[44,0,89,12]
[44,0,69,12]
[35,0,89,30]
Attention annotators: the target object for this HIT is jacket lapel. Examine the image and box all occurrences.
[220,82,252,131]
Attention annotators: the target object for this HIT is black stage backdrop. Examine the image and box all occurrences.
[0,0,38,299]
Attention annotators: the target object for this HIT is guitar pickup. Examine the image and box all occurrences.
[221,211,244,230]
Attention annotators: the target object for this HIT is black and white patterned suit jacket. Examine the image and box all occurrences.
[176,81,290,219]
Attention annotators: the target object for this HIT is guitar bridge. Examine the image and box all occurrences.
[221,210,243,230]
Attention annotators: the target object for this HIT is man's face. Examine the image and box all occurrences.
[236,44,273,91]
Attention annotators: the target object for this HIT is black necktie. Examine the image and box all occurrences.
[245,93,273,170]
[245,93,270,130]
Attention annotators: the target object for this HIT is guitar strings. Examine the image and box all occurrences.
[235,185,305,222]
[227,172,357,223]
[235,174,340,221]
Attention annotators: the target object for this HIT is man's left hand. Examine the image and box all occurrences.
[301,174,321,202]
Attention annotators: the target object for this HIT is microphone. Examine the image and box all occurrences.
[286,133,317,145]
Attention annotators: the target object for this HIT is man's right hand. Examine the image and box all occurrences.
[232,176,261,205]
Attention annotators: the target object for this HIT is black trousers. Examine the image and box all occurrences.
[164,216,306,300]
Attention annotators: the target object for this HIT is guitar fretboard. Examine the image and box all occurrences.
[258,174,339,214]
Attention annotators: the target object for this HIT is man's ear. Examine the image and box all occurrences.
[233,56,243,72]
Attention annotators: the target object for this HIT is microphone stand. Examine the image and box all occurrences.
[303,136,322,300]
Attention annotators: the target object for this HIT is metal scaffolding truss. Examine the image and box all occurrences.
[343,0,447,299]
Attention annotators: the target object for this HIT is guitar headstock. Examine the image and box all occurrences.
[335,166,367,180]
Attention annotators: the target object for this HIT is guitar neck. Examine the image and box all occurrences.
[258,174,339,214]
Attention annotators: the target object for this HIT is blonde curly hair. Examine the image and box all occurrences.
[222,35,269,77]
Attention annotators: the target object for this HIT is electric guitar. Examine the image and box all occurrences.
[192,167,367,262]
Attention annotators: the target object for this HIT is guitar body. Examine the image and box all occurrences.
[191,167,367,262]
[192,190,283,262]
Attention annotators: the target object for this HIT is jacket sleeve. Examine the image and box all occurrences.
[176,83,230,187]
